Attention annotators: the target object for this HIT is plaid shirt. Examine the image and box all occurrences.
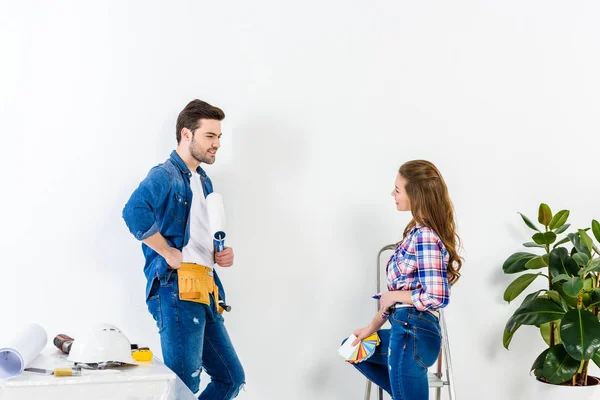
[386,225,450,311]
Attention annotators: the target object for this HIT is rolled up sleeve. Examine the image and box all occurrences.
[122,167,171,240]
[410,229,450,311]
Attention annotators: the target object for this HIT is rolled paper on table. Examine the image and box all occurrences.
[0,323,48,380]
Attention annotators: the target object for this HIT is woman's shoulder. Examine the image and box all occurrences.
[412,225,445,249]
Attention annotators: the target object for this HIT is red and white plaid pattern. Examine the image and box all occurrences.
[386,225,450,311]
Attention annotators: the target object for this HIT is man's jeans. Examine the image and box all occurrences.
[147,272,245,399]
[345,308,442,399]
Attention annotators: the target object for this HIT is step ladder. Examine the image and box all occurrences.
[363,244,456,400]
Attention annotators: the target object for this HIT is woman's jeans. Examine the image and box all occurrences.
[146,271,245,399]
[346,308,442,400]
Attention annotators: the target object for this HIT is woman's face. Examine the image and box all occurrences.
[391,173,411,212]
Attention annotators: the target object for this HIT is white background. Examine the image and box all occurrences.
[1,1,600,399]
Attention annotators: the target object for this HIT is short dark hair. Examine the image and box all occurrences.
[176,99,225,144]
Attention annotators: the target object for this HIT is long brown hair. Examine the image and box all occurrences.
[399,160,462,284]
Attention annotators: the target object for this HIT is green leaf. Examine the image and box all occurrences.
[549,210,570,230]
[503,318,522,350]
[531,348,550,378]
[560,309,600,361]
[524,289,546,303]
[573,253,590,267]
[551,274,570,284]
[579,229,594,252]
[592,220,600,243]
[519,212,541,232]
[569,233,592,258]
[523,242,546,249]
[555,282,593,309]
[542,344,580,384]
[541,321,561,346]
[548,290,571,312]
[511,298,566,325]
[540,323,551,346]
[549,247,580,278]
[578,260,600,276]
[593,349,600,369]
[546,290,562,305]
[562,277,584,297]
[503,252,537,274]
[525,255,549,270]
[554,224,571,235]
[553,236,571,249]
[588,289,600,308]
[539,204,553,226]
[533,232,557,245]
[504,273,543,303]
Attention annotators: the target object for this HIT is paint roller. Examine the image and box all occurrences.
[206,192,232,312]
[206,192,226,252]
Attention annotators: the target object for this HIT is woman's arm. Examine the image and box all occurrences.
[410,229,450,311]
[351,291,411,345]
[352,310,388,345]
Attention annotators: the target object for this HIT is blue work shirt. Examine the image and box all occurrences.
[122,150,226,302]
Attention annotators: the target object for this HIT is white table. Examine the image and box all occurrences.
[0,348,197,400]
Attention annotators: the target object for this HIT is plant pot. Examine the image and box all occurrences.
[533,376,600,400]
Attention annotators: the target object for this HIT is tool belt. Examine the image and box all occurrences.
[178,263,223,313]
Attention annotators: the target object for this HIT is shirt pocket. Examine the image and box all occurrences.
[169,191,189,222]
[399,251,418,275]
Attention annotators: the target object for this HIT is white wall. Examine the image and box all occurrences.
[1,1,600,399]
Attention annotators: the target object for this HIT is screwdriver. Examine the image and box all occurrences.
[25,367,82,376]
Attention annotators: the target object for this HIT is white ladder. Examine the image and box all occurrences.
[364,244,456,400]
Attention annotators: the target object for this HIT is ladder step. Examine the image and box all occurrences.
[427,372,448,388]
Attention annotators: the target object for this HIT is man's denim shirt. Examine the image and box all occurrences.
[122,150,226,302]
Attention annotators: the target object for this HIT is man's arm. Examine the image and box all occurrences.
[122,166,171,241]
[143,231,182,269]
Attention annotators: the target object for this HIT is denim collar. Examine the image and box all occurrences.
[169,150,208,179]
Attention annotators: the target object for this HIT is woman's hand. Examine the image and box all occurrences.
[352,324,376,346]
[379,290,399,311]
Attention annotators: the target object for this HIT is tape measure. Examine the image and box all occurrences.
[132,347,153,362]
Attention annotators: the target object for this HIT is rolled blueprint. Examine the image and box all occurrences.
[206,192,226,252]
[0,323,48,380]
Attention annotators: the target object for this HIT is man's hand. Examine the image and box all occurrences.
[165,247,183,269]
[142,233,183,270]
[215,247,234,267]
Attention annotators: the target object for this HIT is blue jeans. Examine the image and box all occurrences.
[345,308,442,400]
[146,271,245,399]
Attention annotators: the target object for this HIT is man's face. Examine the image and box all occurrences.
[186,119,222,164]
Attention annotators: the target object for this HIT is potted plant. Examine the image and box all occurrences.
[502,203,600,398]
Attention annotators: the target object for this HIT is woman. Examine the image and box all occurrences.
[346,160,462,399]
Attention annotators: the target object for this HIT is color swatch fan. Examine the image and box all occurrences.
[338,333,380,364]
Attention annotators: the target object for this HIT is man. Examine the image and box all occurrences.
[122,99,245,399]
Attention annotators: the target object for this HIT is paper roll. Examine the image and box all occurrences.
[206,192,226,235]
[0,323,48,380]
